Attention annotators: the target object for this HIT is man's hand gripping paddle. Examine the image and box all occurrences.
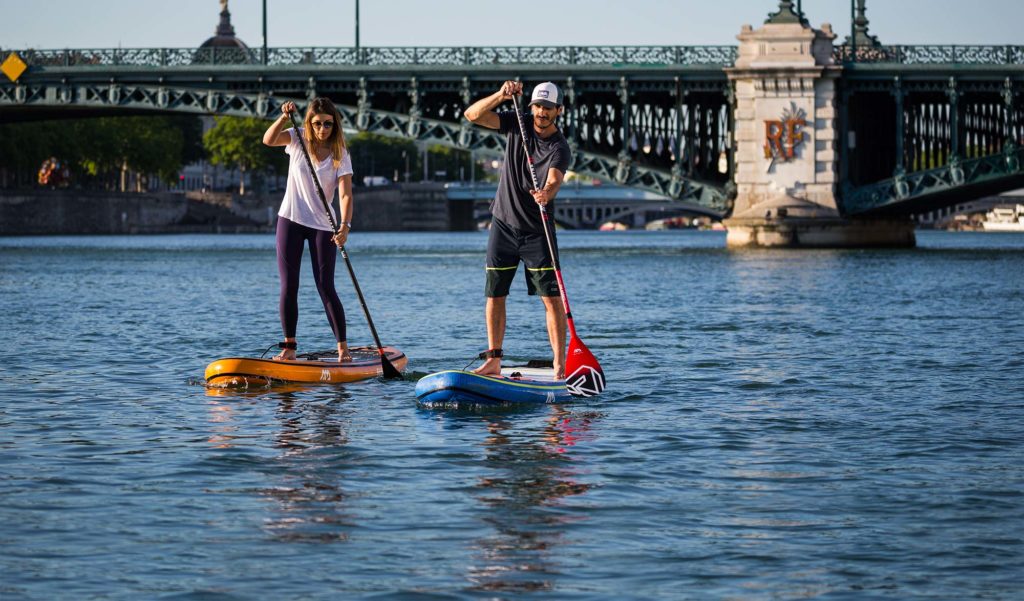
[510,94,605,397]
[287,110,403,379]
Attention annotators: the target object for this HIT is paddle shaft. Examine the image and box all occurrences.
[286,111,401,378]
[509,96,578,339]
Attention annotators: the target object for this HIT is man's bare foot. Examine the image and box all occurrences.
[554,363,565,381]
[473,357,502,376]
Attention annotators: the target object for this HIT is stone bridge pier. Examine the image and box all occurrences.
[723,2,915,247]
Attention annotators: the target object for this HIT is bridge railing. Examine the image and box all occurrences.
[834,44,1024,65]
[10,44,1024,69]
[6,45,739,68]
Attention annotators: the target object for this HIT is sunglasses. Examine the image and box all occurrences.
[311,121,334,129]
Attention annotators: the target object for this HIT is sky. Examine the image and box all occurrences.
[0,0,1021,49]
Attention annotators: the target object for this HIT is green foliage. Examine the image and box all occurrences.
[84,117,185,182]
[0,121,64,181]
[203,116,287,193]
[0,115,193,188]
[203,116,280,173]
[0,115,489,190]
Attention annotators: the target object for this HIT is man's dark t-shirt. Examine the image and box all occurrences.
[492,111,572,233]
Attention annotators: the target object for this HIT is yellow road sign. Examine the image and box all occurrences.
[2,52,27,82]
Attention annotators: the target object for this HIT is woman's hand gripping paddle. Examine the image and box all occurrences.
[510,95,605,396]
[287,110,403,380]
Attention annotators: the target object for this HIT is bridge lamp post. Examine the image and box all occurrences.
[262,0,267,65]
[355,0,360,61]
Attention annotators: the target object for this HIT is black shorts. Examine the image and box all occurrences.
[485,218,560,297]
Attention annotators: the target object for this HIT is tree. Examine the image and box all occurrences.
[0,121,62,187]
[203,116,281,194]
[80,117,185,191]
[0,116,189,190]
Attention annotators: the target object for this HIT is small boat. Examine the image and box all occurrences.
[981,204,1024,232]
[415,365,571,406]
[205,346,407,387]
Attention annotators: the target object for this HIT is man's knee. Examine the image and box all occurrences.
[541,295,564,313]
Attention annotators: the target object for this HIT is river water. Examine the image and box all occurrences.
[1,230,1022,600]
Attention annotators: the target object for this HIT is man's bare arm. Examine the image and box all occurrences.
[464,80,522,130]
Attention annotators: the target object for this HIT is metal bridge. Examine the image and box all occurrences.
[2,8,1023,221]
[838,45,1024,216]
[445,183,712,229]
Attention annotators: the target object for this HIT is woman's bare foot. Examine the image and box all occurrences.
[473,358,502,376]
[273,340,297,361]
[273,348,296,361]
[337,342,352,363]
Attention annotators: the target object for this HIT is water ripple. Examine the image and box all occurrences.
[1,231,1022,599]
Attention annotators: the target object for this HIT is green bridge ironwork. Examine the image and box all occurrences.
[8,45,739,68]
[2,42,1023,218]
[838,47,1024,215]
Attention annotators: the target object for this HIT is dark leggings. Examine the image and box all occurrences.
[276,216,346,343]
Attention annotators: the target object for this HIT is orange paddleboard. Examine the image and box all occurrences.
[205,346,406,387]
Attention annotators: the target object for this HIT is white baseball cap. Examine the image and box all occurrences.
[530,82,562,108]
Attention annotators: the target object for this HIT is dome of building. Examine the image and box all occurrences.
[199,0,249,49]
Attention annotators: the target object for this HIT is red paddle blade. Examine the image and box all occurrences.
[564,335,605,397]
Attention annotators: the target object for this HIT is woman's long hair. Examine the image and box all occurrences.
[302,97,347,170]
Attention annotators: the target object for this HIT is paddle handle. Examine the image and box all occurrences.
[509,96,575,332]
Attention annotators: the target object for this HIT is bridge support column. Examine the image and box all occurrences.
[723,2,915,248]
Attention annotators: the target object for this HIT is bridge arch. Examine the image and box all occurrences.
[0,81,731,216]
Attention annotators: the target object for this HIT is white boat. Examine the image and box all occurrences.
[981,204,1024,232]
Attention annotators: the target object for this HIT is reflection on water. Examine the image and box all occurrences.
[465,406,598,594]
[206,386,357,544]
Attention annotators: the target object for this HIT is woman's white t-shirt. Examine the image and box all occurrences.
[278,127,354,231]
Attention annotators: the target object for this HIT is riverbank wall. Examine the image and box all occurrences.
[0,184,474,235]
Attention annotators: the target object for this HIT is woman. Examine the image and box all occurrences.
[262,97,353,362]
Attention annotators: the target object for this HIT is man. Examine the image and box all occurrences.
[464,80,572,379]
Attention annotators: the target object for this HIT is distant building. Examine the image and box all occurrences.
[199,0,249,52]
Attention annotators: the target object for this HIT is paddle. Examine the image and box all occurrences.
[509,95,605,397]
[287,110,403,379]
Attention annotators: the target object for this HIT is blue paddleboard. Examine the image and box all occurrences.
[415,366,571,406]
